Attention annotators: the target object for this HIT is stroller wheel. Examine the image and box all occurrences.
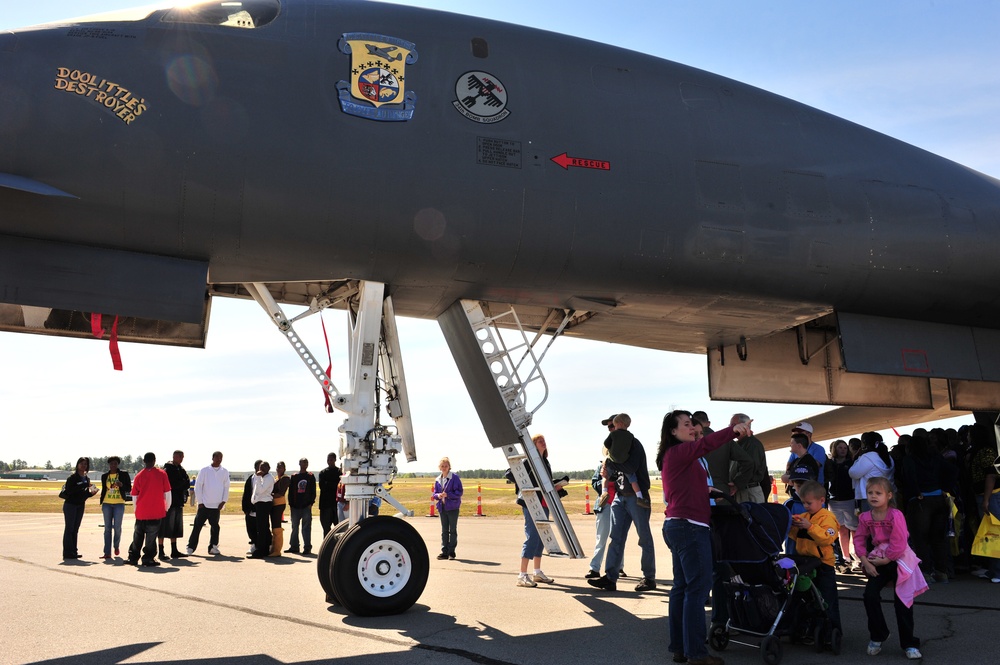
[814,624,826,653]
[709,624,729,651]
[830,626,843,655]
[761,635,782,665]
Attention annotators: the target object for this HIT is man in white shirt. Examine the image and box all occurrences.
[248,461,275,559]
[186,451,230,556]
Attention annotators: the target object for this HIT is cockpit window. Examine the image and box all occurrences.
[161,0,280,29]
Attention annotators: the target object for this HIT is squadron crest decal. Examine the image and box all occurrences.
[336,33,418,122]
[452,71,510,123]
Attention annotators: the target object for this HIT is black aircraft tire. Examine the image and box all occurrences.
[330,516,429,616]
[317,520,354,603]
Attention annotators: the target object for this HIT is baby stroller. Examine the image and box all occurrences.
[708,497,842,664]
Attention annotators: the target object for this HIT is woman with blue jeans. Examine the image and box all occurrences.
[433,457,463,559]
[99,456,131,559]
[512,434,558,588]
[62,457,98,560]
[657,411,753,665]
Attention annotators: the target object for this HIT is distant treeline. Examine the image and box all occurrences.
[400,469,605,480]
[0,456,148,474]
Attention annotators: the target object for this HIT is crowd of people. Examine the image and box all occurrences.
[60,450,348,565]
[58,414,999,662]
[567,410,999,665]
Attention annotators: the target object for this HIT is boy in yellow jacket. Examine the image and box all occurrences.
[789,480,842,635]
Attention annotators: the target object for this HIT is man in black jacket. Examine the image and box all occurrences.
[159,450,189,560]
[589,428,656,594]
[286,458,317,554]
[242,460,263,555]
[318,452,342,536]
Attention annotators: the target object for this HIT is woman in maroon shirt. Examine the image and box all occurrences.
[656,410,751,665]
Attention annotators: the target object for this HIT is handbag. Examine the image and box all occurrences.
[58,483,68,500]
[971,512,1000,559]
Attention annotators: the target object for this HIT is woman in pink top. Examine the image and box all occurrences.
[655,410,752,665]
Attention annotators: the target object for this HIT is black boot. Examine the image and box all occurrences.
[158,544,168,561]
[171,543,187,558]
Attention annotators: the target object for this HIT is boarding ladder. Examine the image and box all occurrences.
[438,300,583,558]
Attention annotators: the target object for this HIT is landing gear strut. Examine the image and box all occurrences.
[245,280,427,616]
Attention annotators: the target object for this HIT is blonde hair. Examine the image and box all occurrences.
[797,479,826,501]
[865,476,897,507]
[531,434,548,458]
[438,457,451,468]
[613,413,631,428]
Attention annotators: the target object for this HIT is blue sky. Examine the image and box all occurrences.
[1,1,994,474]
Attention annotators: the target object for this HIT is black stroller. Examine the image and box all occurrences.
[708,498,842,664]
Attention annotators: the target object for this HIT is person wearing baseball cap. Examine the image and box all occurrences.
[787,421,828,486]
[792,421,814,436]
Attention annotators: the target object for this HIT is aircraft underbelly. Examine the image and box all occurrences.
[0,234,209,347]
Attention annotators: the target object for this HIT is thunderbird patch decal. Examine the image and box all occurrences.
[336,33,418,121]
[453,71,510,124]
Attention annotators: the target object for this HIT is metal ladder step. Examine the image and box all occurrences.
[437,300,583,559]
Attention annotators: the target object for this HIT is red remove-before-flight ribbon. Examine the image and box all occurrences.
[90,312,123,370]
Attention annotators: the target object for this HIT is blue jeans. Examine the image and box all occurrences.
[604,494,655,581]
[520,504,547,559]
[62,502,86,558]
[289,506,312,551]
[128,519,161,564]
[439,508,459,556]
[102,503,125,556]
[663,519,713,660]
[589,506,612,572]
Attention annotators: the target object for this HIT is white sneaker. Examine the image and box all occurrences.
[208,545,221,555]
[185,546,194,556]
[867,641,882,656]
[516,574,537,588]
[246,544,256,555]
[532,571,554,584]
[905,647,922,659]
[991,577,1000,584]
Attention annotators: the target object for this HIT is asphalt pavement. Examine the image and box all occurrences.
[2,512,997,664]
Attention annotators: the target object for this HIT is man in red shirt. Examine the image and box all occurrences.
[127,452,172,567]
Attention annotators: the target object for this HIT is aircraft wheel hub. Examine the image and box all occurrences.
[357,538,412,598]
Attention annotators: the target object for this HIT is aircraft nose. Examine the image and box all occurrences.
[0,32,32,139]
[0,29,16,54]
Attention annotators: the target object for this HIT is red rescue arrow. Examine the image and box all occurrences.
[550,152,611,171]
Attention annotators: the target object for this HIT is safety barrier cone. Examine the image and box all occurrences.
[476,484,485,516]
[428,484,437,517]
[584,484,592,515]
[771,476,778,503]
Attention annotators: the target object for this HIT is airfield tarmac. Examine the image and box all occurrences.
[2,512,997,665]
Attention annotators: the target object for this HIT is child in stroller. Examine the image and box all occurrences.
[709,495,842,665]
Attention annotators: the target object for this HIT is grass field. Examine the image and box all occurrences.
[0,478,789,517]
